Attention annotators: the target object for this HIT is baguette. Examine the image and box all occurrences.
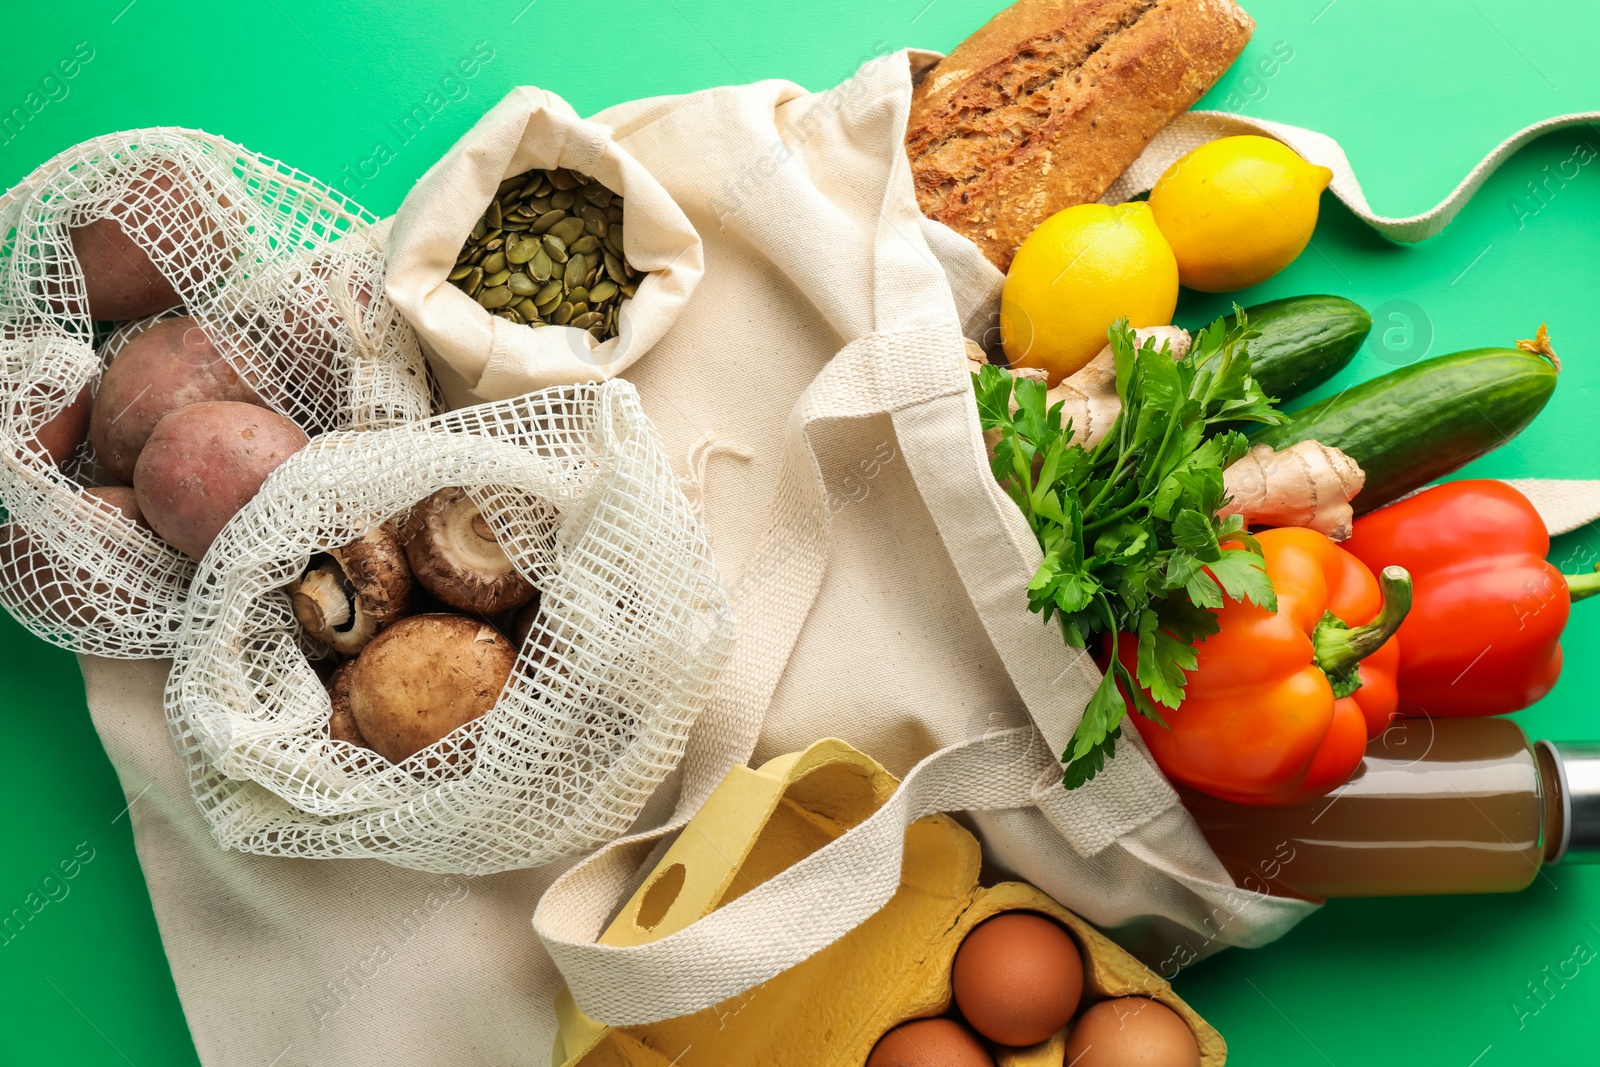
[907,0,1254,270]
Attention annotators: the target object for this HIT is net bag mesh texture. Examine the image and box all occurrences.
[165,380,735,874]
[0,127,435,659]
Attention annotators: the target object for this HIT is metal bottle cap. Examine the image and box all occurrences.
[1538,740,1600,865]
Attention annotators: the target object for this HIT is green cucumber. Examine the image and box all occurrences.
[1251,346,1558,514]
[1226,295,1371,403]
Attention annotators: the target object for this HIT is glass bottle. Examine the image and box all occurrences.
[1182,717,1600,900]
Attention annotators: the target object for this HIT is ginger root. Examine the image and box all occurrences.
[968,334,1367,541]
[967,325,1192,451]
[1220,441,1366,541]
[1047,325,1191,449]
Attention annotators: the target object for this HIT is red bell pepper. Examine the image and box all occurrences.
[1343,480,1600,717]
[1125,527,1412,806]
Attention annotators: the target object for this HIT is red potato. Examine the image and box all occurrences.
[133,401,307,559]
[0,487,156,628]
[89,316,262,483]
[266,259,373,414]
[67,165,234,321]
[2,325,94,469]
[20,383,92,468]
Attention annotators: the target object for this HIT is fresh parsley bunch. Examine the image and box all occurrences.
[974,314,1286,789]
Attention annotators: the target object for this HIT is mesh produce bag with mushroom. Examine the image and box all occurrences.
[0,128,435,659]
[165,380,734,873]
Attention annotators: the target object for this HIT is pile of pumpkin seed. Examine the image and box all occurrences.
[448,166,640,340]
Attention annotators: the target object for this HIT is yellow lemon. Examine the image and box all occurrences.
[1148,135,1334,293]
[1000,201,1179,383]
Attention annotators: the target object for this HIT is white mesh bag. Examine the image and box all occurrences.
[164,379,735,874]
[0,127,435,658]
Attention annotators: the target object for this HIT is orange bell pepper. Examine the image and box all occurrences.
[1125,527,1412,806]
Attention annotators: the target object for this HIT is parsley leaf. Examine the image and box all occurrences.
[1209,545,1279,612]
[974,312,1286,790]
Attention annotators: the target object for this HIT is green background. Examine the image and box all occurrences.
[3,0,1598,1064]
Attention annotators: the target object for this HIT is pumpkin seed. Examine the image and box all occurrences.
[570,311,603,330]
[588,279,618,303]
[542,234,569,263]
[566,286,589,306]
[497,175,523,197]
[534,280,563,305]
[481,251,507,275]
[448,264,474,282]
[529,210,565,235]
[478,285,513,309]
[462,266,484,296]
[482,269,511,288]
[548,216,585,246]
[501,308,524,325]
[528,248,554,282]
[550,189,577,211]
[549,168,579,191]
[517,297,540,319]
[620,283,638,299]
[486,200,503,229]
[508,272,539,296]
[562,255,586,290]
[550,301,575,325]
[570,234,601,255]
[506,236,538,265]
[582,184,612,206]
[471,217,489,241]
[604,253,626,284]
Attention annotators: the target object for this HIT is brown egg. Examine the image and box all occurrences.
[1063,998,1201,1067]
[951,912,1083,1046]
[867,1018,994,1067]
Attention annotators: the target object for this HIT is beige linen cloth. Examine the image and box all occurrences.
[77,52,1600,1064]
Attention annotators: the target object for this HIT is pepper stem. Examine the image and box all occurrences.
[1568,563,1600,603]
[1313,566,1413,684]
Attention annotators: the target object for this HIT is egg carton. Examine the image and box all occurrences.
[552,738,1226,1066]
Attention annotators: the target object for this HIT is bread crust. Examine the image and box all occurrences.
[907,0,1254,270]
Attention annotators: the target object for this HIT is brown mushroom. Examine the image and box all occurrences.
[509,596,544,650]
[288,524,411,656]
[400,488,537,615]
[324,660,370,748]
[346,613,514,764]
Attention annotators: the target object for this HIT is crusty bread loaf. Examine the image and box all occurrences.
[907,0,1254,270]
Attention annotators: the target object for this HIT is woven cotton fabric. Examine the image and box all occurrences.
[165,381,734,874]
[0,128,435,658]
